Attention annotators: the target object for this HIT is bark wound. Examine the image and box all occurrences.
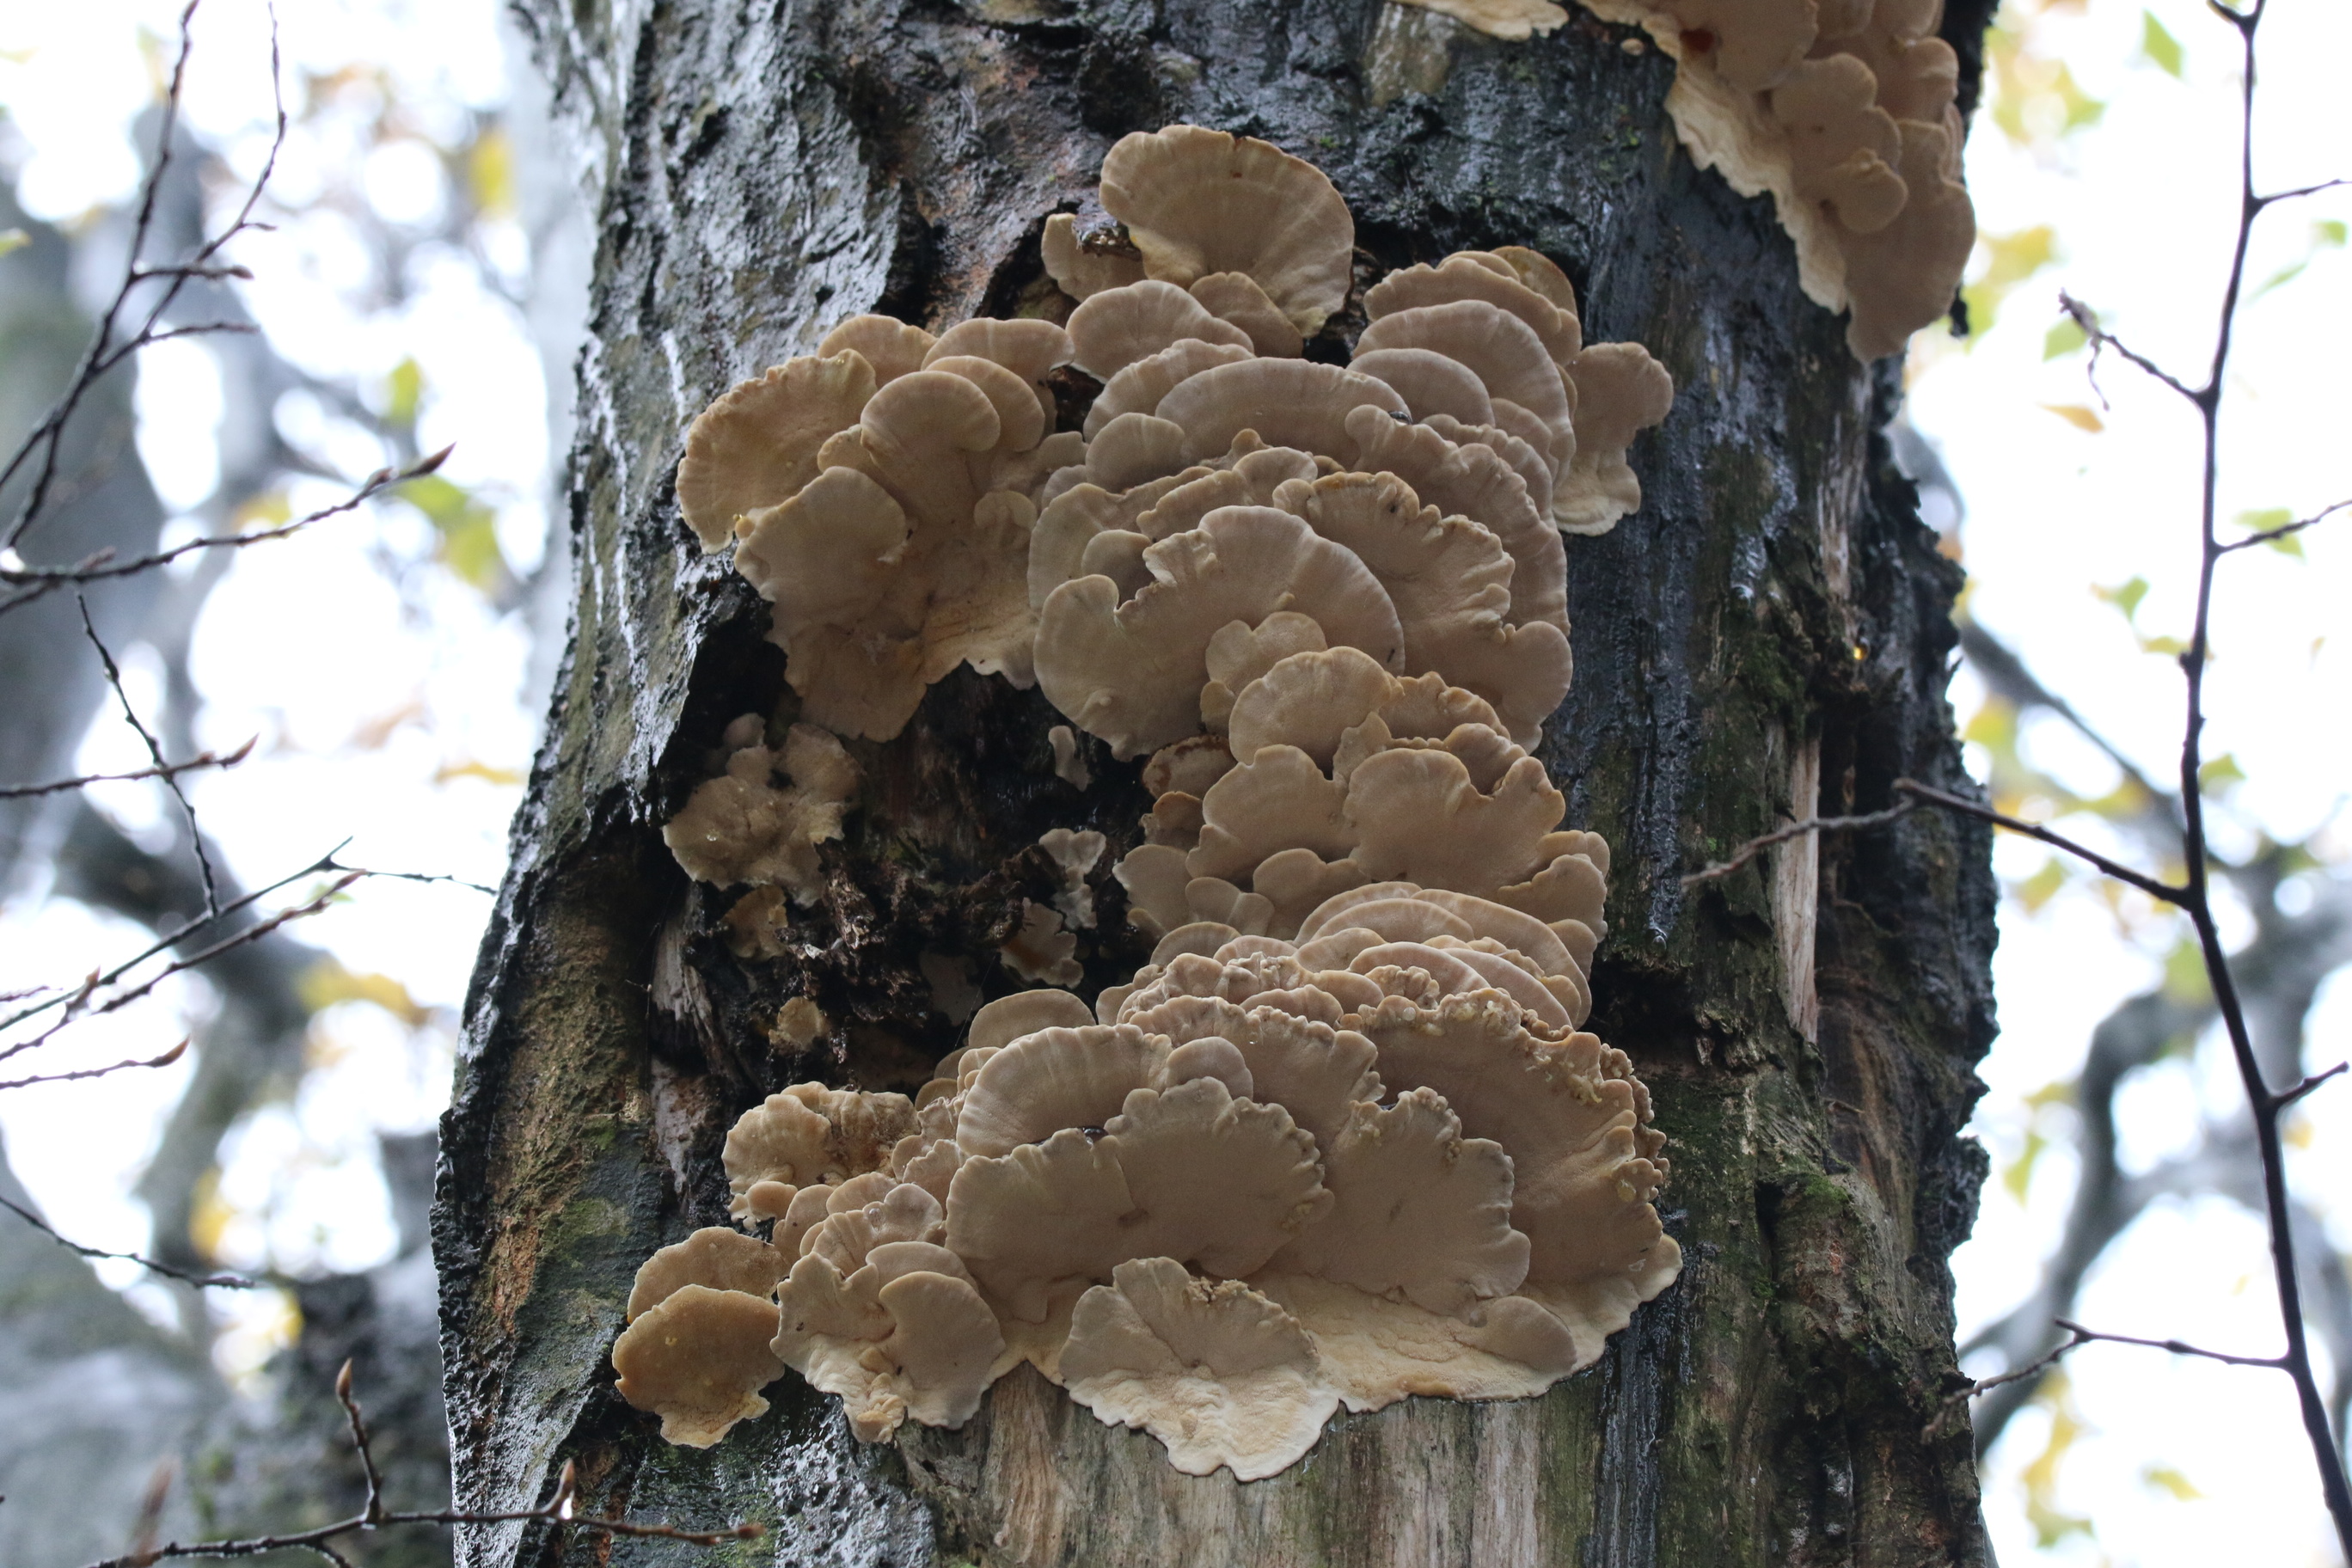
[448,3,2000,1564]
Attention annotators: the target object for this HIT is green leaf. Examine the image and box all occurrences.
[397,473,508,591]
[2197,752,2245,793]
[2140,10,2184,77]
[2042,317,2088,359]
[2317,219,2348,248]
[2251,260,2306,300]
[385,358,426,428]
[2162,937,2213,1006]
[2014,856,2067,913]
[2092,576,2149,622]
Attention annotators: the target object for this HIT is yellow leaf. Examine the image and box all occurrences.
[2041,402,2104,433]
[2001,1127,2048,1202]
[0,228,28,259]
[235,490,294,531]
[435,759,527,787]
[2092,575,2148,621]
[2141,1464,2201,1501]
[467,127,518,219]
[2013,856,2067,913]
[187,1167,236,1262]
[2139,11,2184,77]
[385,358,425,427]
[2161,938,2212,1008]
[297,959,433,1026]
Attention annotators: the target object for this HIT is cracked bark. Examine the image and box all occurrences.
[441,3,2000,1563]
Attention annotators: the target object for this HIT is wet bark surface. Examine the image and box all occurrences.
[440,2,2000,1563]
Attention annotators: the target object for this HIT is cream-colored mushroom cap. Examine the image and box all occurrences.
[1272,470,1571,744]
[1035,506,1405,758]
[946,1078,1329,1320]
[1099,126,1356,337]
[1558,342,1676,534]
[955,1025,1172,1156]
[1356,300,1576,472]
[1346,346,1496,427]
[1770,55,1908,236]
[1085,337,1254,438]
[1155,358,1408,466]
[818,314,937,384]
[722,1083,916,1219]
[1044,211,1148,299]
[1840,119,1975,362]
[1271,1087,1529,1314]
[1390,0,1571,42]
[923,316,1075,383]
[611,1283,786,1448]
[675,352,876,549]
[1067,279,1253,381]
[1188,272,1305,358]
[1345,406,1567,633]
[1366,254,1582,365]
[1669,0,1820,93]
[628,1228,788,1320]
[1060,1257,1338,1480]
[965,989,1099,1053]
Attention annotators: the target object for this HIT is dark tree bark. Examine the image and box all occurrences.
[440,3,2000,1563]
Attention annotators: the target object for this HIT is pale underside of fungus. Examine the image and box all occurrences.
[628,126,1679,1481]
[1392,0,1975,360]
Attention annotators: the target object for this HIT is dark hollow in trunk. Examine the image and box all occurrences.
[438,3,2000,1563]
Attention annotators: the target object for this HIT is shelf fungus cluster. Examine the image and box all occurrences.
[627,126,1680,1480]
[1401,0,1975,360]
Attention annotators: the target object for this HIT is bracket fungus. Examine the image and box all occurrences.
[1387,0,1975,359]
[632,126,1680,1482]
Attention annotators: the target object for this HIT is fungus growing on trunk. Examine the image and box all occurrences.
[629,122,1680,1483]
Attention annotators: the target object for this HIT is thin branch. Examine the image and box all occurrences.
[1681,799,1915,886]
[1926,1324,2094,1440]
[83,1379,763,1568]
[81,597,217,916]
[1892,779,2188,905]
[2258,175,2350,205]
[0,737,254,800]
[2279,1062,2348,1110]
[0,1193,255,1289]
[2052,1318,2287,1370]
[0,448,453,619]
[0,843,347,1041]
[2061,290,2198,405]
[334,1361,385,1524]
[0,870,361,1065]
[0,1038,187,1092]
[2218,498,2350,554]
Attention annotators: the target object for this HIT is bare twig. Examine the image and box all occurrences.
[2021,0,2352,1547]
[0,1038,187,1093]
[80,597,218,916]
[1,0,288,560]
[0,871,361,1065]
[0,1192,254,1289]
[2052,1317,2286,1369]
[1892,779,2187,905]
[1926,1325,2096,1440]
[0,737,254,800]
[0,448,453,619]
[2218,498,2350,554]
[2278,1063,2347,1109]
[83,1375,763,1568]
[2060,290,2197,405]
[1681,799,1915,885]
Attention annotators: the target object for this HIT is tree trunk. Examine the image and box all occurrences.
[440,3,2001,1564]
